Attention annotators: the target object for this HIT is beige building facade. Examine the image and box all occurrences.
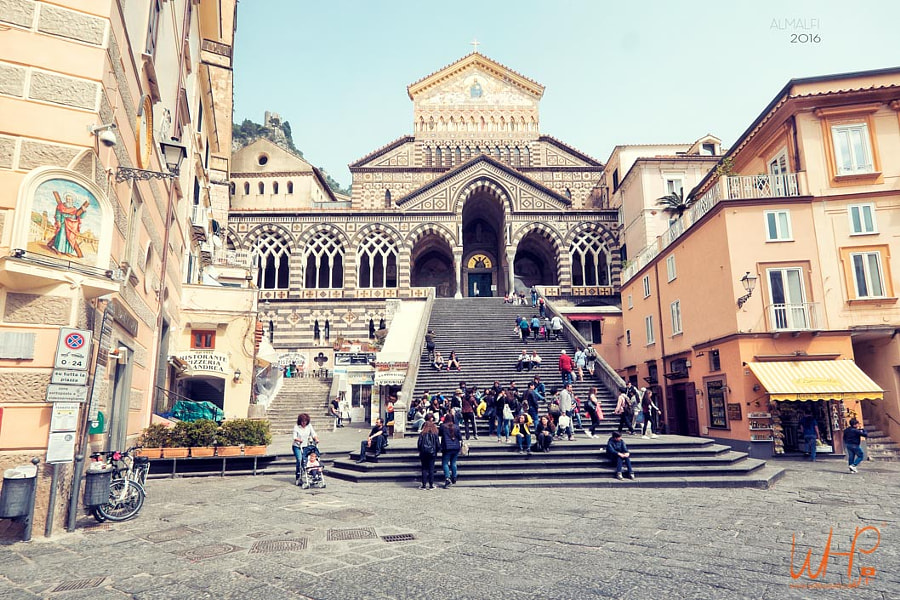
[617,67,900,456]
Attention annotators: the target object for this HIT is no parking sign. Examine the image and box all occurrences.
[54,328,92,371]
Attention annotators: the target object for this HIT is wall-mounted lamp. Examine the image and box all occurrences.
[233,369,242,382]
[695,351,705,357]
[115,139,186,183]
[89,123,118,147]
[736,271,758,308]
[752,384,761,392]
[11,248,25,258]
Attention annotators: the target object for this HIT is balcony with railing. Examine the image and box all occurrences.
[766,301,821,332]
[190,204,210,242]
[621,172,807,282]
[212,249,253,269]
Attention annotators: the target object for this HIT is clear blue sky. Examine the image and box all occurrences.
[233,0,900,188]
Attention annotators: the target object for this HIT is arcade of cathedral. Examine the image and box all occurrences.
[228,53,619,351]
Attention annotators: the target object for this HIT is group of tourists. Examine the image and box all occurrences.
[614,381,662,439]
[431,350,462,371]
[515,314,564,342]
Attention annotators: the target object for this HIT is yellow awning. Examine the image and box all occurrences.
[748,360,883,402]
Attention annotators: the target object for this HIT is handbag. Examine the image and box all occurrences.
[558,415,571,429]
[503,404,514,420]
[460,441,470,457]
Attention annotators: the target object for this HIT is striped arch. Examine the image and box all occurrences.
[450,177,513,216]
[511,222,565,284]
[402,222,458,294]
[350,223,402,249]
[243,223,296,248]
[224,228,243,250]
[565,221,622,288]
[295,222,351,250]
[296,223,350,291]
[353,224,402,290]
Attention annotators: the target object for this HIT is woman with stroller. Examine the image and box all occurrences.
[292,413,319,486]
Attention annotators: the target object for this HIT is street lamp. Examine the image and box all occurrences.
[115,139,187,183]
[736,271,758,308]
[264,300,274,343]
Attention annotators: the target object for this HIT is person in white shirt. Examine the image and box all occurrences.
[292,413,319,486]
[516,349,531,372]
[550,315,564,340]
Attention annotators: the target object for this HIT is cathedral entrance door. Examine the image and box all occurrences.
[467,273,493,297]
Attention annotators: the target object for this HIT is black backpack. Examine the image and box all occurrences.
[418,432,437,454]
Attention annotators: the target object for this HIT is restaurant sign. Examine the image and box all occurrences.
[176,351,229,376]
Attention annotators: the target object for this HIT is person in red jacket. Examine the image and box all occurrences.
[558,350,574,386]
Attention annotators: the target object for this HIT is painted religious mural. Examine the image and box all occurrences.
[27,178,102,263]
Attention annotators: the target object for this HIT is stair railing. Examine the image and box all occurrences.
[537,287,625,398]
[395,288,436,436]
[153,385,205,415]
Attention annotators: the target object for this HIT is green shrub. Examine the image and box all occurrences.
[138,423,171,448]
[217,419,272,446]
[179,419,218,447]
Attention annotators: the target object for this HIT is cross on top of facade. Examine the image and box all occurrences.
[469,38,480,53]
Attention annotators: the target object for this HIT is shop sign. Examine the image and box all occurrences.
[726,403,742,422]
[335,352,375,366]
[176,351,228,375]
[46,384,88,403]
[348,372,375,385]
[54,327,92,371]
[110,299,139,337]
[278,352,309,368]
[376,361,408,371]
[51,369,88,386]
[374,371,405,386]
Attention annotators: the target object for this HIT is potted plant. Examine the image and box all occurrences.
[218,419,272,455]
[215,421,244,456]
[136,424,169,459]
[161,423,189,458]
[182,419,218,457]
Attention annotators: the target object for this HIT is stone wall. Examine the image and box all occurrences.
[4,293,70,325]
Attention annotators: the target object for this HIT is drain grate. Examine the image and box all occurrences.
[179,542,243,562]
[249,538,308,554]
[326,527,377,542]
[248,485,280,492]
[382,534,416,543]
[51,577,106,593]
[143,526,200,543]
[82,523,112,533]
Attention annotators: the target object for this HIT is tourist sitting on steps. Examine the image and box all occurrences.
[535,415,554,452]
[530,350,542,369]
[447,351,461,371]
[356,418,386,463]
[512,414,533,455]
[606,431,635,480]
[432,351,445,371]
[516,349,531,372]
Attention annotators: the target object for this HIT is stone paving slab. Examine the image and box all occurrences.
[0,461,897,599]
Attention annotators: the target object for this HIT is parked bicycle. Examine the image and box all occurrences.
[88,446,150,522]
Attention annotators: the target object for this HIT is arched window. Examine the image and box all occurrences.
[454,146,461,165]
[229,182,236,195]
[303,231,344,289]
[254,233,291,289]
[510,118,517,132]
[258,181,265,194]
[570,230,612,286]
[512,147,521,167]
[384,189,391,208]
[273,181,279,194]
[522,146,530,167]
[492,146,501,161]
[243,182,250,194]
[287,181,294,194]
[424,147,432,167]
[358,231,398,288]
[565,187,572,199]
[435,147,442,167]
[499,117,506,132]
[465,146,473,161]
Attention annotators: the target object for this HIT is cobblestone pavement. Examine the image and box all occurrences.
[0,459,897,599]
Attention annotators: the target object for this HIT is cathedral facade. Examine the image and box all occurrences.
[227,53,619,350]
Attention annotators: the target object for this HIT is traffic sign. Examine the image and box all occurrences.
[50,369,89,386]
[54,328,92,371]
[46,384,88,403]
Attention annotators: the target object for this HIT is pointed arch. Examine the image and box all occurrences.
[566,222,620,287]
[451,176,513,215]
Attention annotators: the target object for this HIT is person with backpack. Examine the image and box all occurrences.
[615,388,635,435]
[461,391,478,440]
[530,286,538,307]
[530,315,541,340]
[439,414,463,488]
[585,346,598,376]
[538,296,546,318]
[518,315,531,343]
[417,414,440,489]
[585,387,604,438]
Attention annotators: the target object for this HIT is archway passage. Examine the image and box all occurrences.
[411,234,456,298]
[462,188,506,297]
[514,230,559,288]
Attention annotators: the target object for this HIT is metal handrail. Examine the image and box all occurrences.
[538,287,625,397]
[153,384,203,414]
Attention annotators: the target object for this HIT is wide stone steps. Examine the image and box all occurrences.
[267,377,334,433]
[865,429,900,461]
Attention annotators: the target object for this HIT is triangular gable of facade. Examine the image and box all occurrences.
[538,135,603,167]
[395,154,572,212]
[349,136,415,169]
[407,52,544,100]
[232,137,314,175]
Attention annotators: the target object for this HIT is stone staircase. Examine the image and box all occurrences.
[412,297,618,434]
[266,376,333,434]
[866,429,900,461]
[326,297,783,488]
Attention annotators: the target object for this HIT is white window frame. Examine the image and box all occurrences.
[831,123,874,176]
[642,275,651,298]
[664,175,684,197]
[850,251,886,298]
[625,329,631,346]
[666,255,677,282]
[627,293,633,309]
[848,204,877,235]
[670,300,682,335]
[764,210,793,242]
[645,315,655,346]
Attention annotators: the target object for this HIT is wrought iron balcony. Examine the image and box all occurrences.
[766,301,821,332]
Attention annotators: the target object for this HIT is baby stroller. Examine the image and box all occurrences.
[300,444,326,489]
